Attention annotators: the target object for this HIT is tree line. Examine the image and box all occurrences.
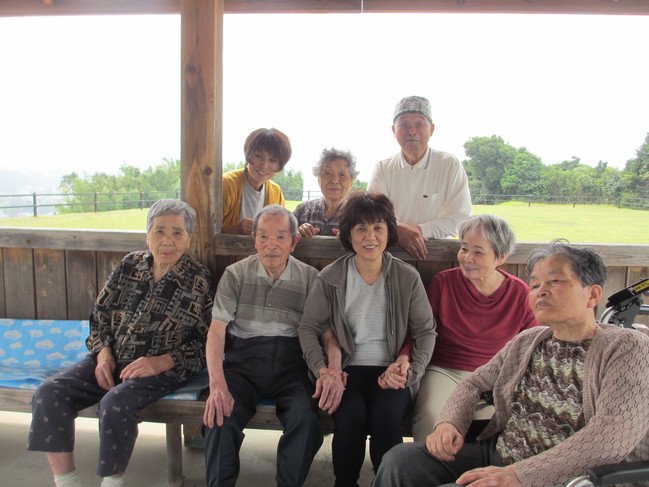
[58,158,181,213]
[58,133,649,212]
[464,133,649,204]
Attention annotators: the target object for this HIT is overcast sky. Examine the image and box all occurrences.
[1,12,648,191]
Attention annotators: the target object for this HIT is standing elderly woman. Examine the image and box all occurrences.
[27,199,214,487]
[294,147,359,237]
[222,127,292,234]
[299,191,436,487]
[409,214,538,441]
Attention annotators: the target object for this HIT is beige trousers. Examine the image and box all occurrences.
[411,365,494,442]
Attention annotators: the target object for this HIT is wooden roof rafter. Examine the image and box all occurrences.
[2,0,649,16]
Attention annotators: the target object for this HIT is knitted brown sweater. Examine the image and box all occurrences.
[437,324,649,487]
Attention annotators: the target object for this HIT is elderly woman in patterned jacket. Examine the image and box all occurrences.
[27,199,214,487]
[374,239,649,487]
[294,147,359,238]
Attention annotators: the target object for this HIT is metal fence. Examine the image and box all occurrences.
[471,193,649,209]
[1,191,647,218]
[0,191,180,217]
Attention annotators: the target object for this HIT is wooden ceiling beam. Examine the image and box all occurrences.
[0,0,179,17]
[363,0,649,15]
[0,0,358,17]
[224,0,363,13]
[2,0,649,17]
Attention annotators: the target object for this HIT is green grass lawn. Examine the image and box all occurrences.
[470,202,649,244]
[2,202,648,244]
[1,209,149,230]
[284,200,299,212]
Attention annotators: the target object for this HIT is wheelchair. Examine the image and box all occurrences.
[566,277,649,486]
[599,277,649,333]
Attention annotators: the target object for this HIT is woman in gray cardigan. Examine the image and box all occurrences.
[299,191,437,487]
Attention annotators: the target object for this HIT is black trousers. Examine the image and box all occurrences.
[203,336,323,487]
[373,437,505,487]
[332,365,413,487]
[27,355,183,477]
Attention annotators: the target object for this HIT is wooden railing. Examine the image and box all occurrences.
[1,227,647,322]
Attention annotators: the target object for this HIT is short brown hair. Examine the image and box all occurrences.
[338,192,399,252]
[243,128,292,169]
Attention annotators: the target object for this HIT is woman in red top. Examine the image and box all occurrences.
[411,214,538,441]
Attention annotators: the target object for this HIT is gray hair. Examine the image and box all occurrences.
[458,214,516,260]
[312,148,360,180]
[146,199,197,235]
[252,204,299,237]
[526,239,607,287]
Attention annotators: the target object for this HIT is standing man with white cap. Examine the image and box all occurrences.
[368,96,471,260]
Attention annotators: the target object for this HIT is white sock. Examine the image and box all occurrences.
[101,474,126,487]
[53,469,82,487]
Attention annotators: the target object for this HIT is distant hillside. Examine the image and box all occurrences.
[0,169,63,194]
[0,170,65,217]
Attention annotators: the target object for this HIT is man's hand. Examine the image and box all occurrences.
[378,355,409,389]
[298,223,321,238]
[426,422,464,462]
[203,378,234,428]
[204,321,231,428]
[240,218,254,235]
[314,367,345,414]
[120,354,174,380]
[95,347,116,390]
[455,465,522,487]
[397,222,428,260]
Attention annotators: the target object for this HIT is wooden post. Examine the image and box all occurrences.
[179,0,223,450]
[180,0,223,272]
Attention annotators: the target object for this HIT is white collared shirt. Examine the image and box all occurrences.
[367,146,472,238]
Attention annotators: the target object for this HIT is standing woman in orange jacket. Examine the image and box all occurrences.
[221,128,291,234]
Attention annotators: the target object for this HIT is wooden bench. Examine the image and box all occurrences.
[0,318,334,487]
[0,385,336,487]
